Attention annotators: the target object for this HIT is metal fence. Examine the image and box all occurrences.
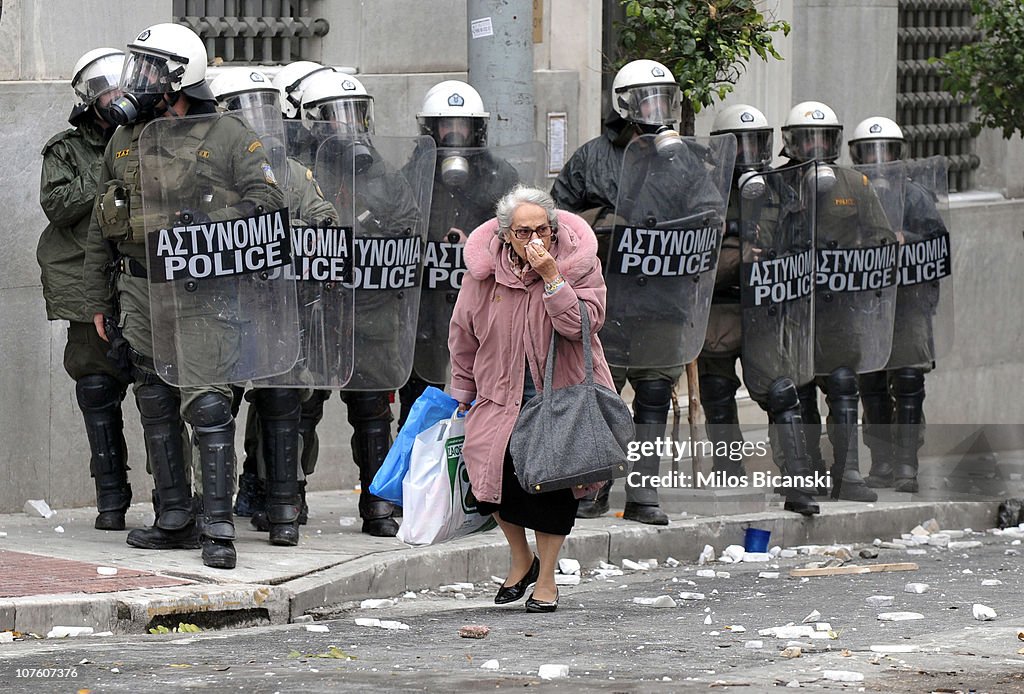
[897,0,979,192]
[174,0,329,65]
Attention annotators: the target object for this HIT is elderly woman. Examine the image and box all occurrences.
[449,185,614,613]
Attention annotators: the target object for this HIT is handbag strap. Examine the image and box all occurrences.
[542,299,595,398]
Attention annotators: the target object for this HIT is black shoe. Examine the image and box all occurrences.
[837,479,878,502]
[623,502,669,525]
[865,462,895,489]
[362,517,399,537]
[893,476,919,493]
[201,537,237,569]
[494,555,540,605]
[269,522,299,546]
[525,589,559,613]
[95,511,126,531]
[250,510,269,532]
[783,491,821,516]
[126,523,200,550]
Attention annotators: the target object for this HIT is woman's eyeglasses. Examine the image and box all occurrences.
[509,224,555,240]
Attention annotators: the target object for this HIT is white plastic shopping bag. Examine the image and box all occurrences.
[397,412,497,546]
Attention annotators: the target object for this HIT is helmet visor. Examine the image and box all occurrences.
[617,84,681,126]
[783,126,842,162]
[733,129,774,171]
[305,97,374,135]
[849,139,903,165]
[120,51,173,95]
[73,53,124,104]
[417,115,487,148]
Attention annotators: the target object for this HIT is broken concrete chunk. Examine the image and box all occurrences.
[698,544,715,565]
[726,625,746,633]
[906,549,928,556]
[823,670,865,682]
[665,557,681,568]
[696,569,716,578]
[458,625,490,639]
[538,664,569,680]
[703,615,713,625]
[926,534,950,548]
[305,624,329,633]
[948,540,983,551]
[870,644,917,653]
[742,552,772,563]
[360,598,397,609]
[651,595,677,608]
[780,549,798,559]
[910,524,930,537]
[354,618,409,630]
[758,572,780,579]
[678,592,706,601]
[877,612,924,621]
[922,518,940,533]
[744,640,764,649]
[480,659,500,670]
[904,583,930,594]
[622,558,649,571]
[558,558,581,575]
[972,604,997,621]
[801,610,821,624]
[96,566,118,576]
[555,574,581,586]
[720,545,745,563]
[47,626,94,638]
[24,499,55,519]
[758,625,816,639]
[980,579,1002,586]
[859,548,879,559]
[781,646,802,658]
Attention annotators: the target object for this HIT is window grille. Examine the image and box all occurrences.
[897,0,979,192]
[174,0,329,65]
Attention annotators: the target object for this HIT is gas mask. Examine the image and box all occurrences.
[637,122,683,157]
[440,152,470,188]
[805,164,837,195]
[345,140,374,175]
[738,170,767,199]
[108,91,164,126]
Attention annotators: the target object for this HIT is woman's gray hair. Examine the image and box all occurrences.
[494,184,559,240]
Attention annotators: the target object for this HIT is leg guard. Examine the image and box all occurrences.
[700,374,746,477]
[892,368,926,493]
[766,378,819,515]
[859,370,895,488]
[252,389,301,546]
[299,390,330,477]
[825,367,876,502]
[343,391,398,536]
[77,374,132,527]
[187,393,236,544]
[623,379,669,524]
[135,379,192,530]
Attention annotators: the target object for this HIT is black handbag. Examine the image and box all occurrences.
[510,300,635,493]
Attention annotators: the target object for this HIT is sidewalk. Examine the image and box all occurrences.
[0,490,999,637]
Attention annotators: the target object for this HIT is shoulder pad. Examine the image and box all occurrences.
[41,129,76,154]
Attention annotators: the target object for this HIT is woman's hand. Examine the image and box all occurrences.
[525,240,559,283]
[457,401,472,414]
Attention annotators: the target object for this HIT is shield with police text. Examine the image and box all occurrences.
[813,161,901,375]
[603,133,735,368]
[413,141,544,384]
[739,161,817,396]
[140,111,300,386]
[316,134,435,390]
[887,156,954,368]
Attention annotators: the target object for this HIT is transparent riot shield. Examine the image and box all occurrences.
[414,141,545,384]
[603,133,736,368]
[739,161,816,396]
[814,161,901,375]
[316,134,435,390]
[888,156,954,368]
[140,111,300,386]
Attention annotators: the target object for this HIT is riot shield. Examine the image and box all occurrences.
[140,111,300,386]
[814,161,901,375]
[414,141,545,384]
[316,134,435,390]
[739,161,816,396]
[603,133,736,368]
[888,156,954,368]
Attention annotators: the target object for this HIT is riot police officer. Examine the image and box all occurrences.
[38,47,134,530]
[850,116,948,493]
[779,101,899,503]
[83,23,286,568]
[552,59,724,525]
[399,80,520,426]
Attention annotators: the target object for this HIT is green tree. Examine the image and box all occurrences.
[615,0,790,135]
[935,0,1024,139]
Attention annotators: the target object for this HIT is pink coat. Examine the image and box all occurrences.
[449,210,615,504]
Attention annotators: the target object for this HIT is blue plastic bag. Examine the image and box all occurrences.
[369,386,459,505]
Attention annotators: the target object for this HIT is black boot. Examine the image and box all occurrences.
[825,368,877,502]
[297,391,330,523]
[77,375,132,530]
[188,394,237,569]
[766,379,820,516]
[254,389,302,546]
[576,481,611,518]
[892,368,925,493]
[623,379,672,525]
[701,374,748,478]
[344,392,399,537]
[127,380,199,549]
[798,383,830,495]
[859,371,895,488]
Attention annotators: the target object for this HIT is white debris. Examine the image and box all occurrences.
[622,558,650,571]
[555,574,581,586]
[823,670,865,682]
[780,549,798,559]
[744,640,764,649]
[814,623,832,632]
[0,632,14,643]
[54,526,65,534]
[305,624,329,633]
[727,625,746,633]
[758,571,779,579]
[598,560,618,570]
[719,545,745,563]
[742,552,772,563]
[678,592,705,601]
[696,569,716,578]
[438,582,474,592]
[24,499,55,518]
[711,589,719,596]
[1007,549,1020,556]
[403,592,418,599]
[665,557,680,568]
[354,618,409,630]
[96,566,118,576]
[948,540,983,551]
[786,680,801,688]
[716,571,731,579]
[962,569,974,574]
[645,558,659,568]
[594,568,624,578]
[870,644,917,653]
[490,576,504,585]
[0,532,7,538]
[47,626,94,638]
[538,664,569,680]
[558,558,581,575]
[703,615,713,625]
[910,524,930,537]
[908,535,931,546]
[291,615,314,624]
[904,583,930,594]
[454,593,467,601]
[769,546,782,557]
[801,610,821,624]
[360,599,396,609]
[877,612,924,621]
[781,646,802,658]
[922,518,940,533]
[338,517,358,527]
[480,659,500,670]
[972,604,997,621]
[927,534,950,548]
[698,544,716,565]
[906,549,928,556]
[981,579,1003,586]
[758,625,816,639]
